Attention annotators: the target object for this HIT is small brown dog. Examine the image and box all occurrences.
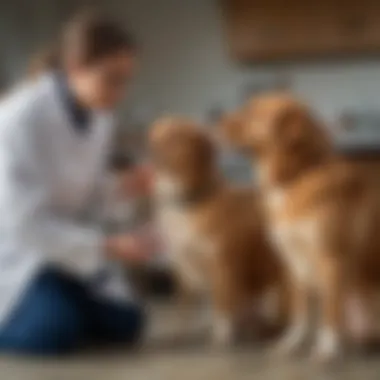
[150,117,288,345]
[221,93,380,362]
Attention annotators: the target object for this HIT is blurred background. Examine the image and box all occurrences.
[3,1,380,173]
[2,1,380,121]
[3,0,380,183]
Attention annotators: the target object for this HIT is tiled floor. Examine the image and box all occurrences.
[1,303,380,380]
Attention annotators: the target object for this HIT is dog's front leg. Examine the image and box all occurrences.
[210,268,239,347]
[174,282,207,336]
[312,257,344,363]
[272,276,309,356]
[345,282,380,351]
[171,250,210,340]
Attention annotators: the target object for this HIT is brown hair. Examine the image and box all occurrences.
[28,10,136,79]
[27,45,61,79]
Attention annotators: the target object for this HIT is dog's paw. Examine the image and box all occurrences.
[271,323,307,357]
[211,316,234,347]
[311,328,342,364]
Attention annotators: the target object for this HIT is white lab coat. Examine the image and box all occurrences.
[0,74,132,326]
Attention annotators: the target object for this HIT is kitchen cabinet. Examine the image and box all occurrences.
[222,0,380,62]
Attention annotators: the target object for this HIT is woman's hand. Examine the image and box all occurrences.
[121,163,154,197]
[105,228,158,264]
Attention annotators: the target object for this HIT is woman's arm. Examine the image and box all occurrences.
[97,161,157,263]
[2,107,106,277]
[5,110,156,275]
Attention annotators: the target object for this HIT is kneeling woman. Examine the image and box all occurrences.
[0,12,153,355]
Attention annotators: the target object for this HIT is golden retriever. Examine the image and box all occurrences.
[221,93,380,361]
[150,117,288,345]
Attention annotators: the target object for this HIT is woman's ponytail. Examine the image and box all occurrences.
[26,10,136,80]
[27,44,61,80]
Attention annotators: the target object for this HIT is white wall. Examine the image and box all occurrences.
[0,0,84,88]
[112,0,380,127]
[2,0,380,129]
[1,0,379,182]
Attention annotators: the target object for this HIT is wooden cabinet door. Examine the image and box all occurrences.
[222,0,380,62]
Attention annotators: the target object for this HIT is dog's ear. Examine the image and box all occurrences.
[198,131,216,165]
[148,117,170,147]
[219,111,248,149]
[148,117,175,166]
[148,117,181,157]
[276,106,319,149]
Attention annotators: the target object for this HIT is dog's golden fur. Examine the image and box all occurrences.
[150,117,288,344]
[222,93,380,361]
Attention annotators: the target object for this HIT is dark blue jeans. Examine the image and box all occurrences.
[0,268,145,355]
